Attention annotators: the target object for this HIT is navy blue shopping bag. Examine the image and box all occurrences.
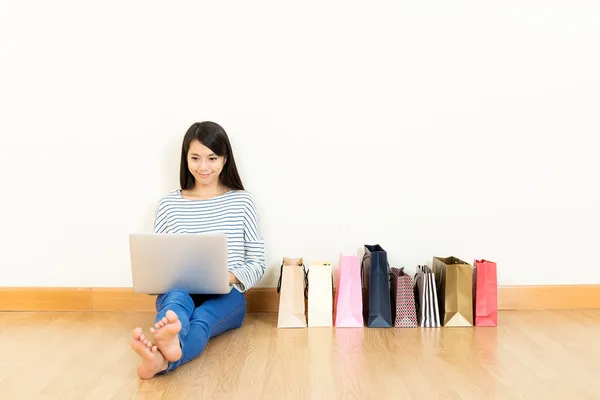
[361,244,393,328]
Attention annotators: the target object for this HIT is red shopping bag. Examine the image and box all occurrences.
[473,259,498,327]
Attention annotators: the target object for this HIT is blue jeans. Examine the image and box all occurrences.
[154,289,246,372]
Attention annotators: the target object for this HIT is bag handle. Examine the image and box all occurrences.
[303,264,309,299]
[360,253,368,290]
[361,252,395,286]
[276,260,309,300]
[276,260,284,293]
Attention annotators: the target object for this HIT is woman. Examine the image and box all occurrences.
[130,121,266,379]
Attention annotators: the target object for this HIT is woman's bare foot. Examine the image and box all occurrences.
[131,328,168,379]
[150,310,182,362]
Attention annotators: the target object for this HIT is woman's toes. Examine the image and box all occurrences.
[133,328,143,339]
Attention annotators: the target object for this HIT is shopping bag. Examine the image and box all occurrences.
[432,256,473,327]
[361,244,393,328]
[334,254,364,327]
[307,261,333,327]
[390,267,418,328]
[473,259,498,327]
[277,257,308,328]
[413,265,441,328]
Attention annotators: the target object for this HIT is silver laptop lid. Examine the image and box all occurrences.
[129,233,230,295]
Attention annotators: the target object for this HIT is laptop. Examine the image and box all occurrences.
[129,233,231,295]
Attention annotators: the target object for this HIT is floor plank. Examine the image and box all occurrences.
[1,311,599,399]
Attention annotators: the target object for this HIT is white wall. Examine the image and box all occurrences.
[1,0,599,288]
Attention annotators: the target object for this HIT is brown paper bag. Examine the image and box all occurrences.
[277,257,307,328]
[432,256,473,327]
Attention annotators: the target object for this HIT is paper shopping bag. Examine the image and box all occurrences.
[473,259,498,327]
[307,261,333,327]
[334,254,364,327]
[277,257,307,328]
[433,256,473,327]
[413,265,441,328]
[391,267,418,328]
[361,244,393,328]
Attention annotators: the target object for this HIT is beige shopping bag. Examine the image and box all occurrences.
[277,257,307,328]
[308,261,333,327]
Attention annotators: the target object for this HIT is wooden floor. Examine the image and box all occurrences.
[1,311,600,399]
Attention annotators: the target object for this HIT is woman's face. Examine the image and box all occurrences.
[187,140,226,188]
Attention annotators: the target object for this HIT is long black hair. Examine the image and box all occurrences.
[180,121,245,191]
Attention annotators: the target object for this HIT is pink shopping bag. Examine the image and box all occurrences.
[334,254,364,327]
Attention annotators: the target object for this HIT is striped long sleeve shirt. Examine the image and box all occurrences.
[153,189,266,292]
